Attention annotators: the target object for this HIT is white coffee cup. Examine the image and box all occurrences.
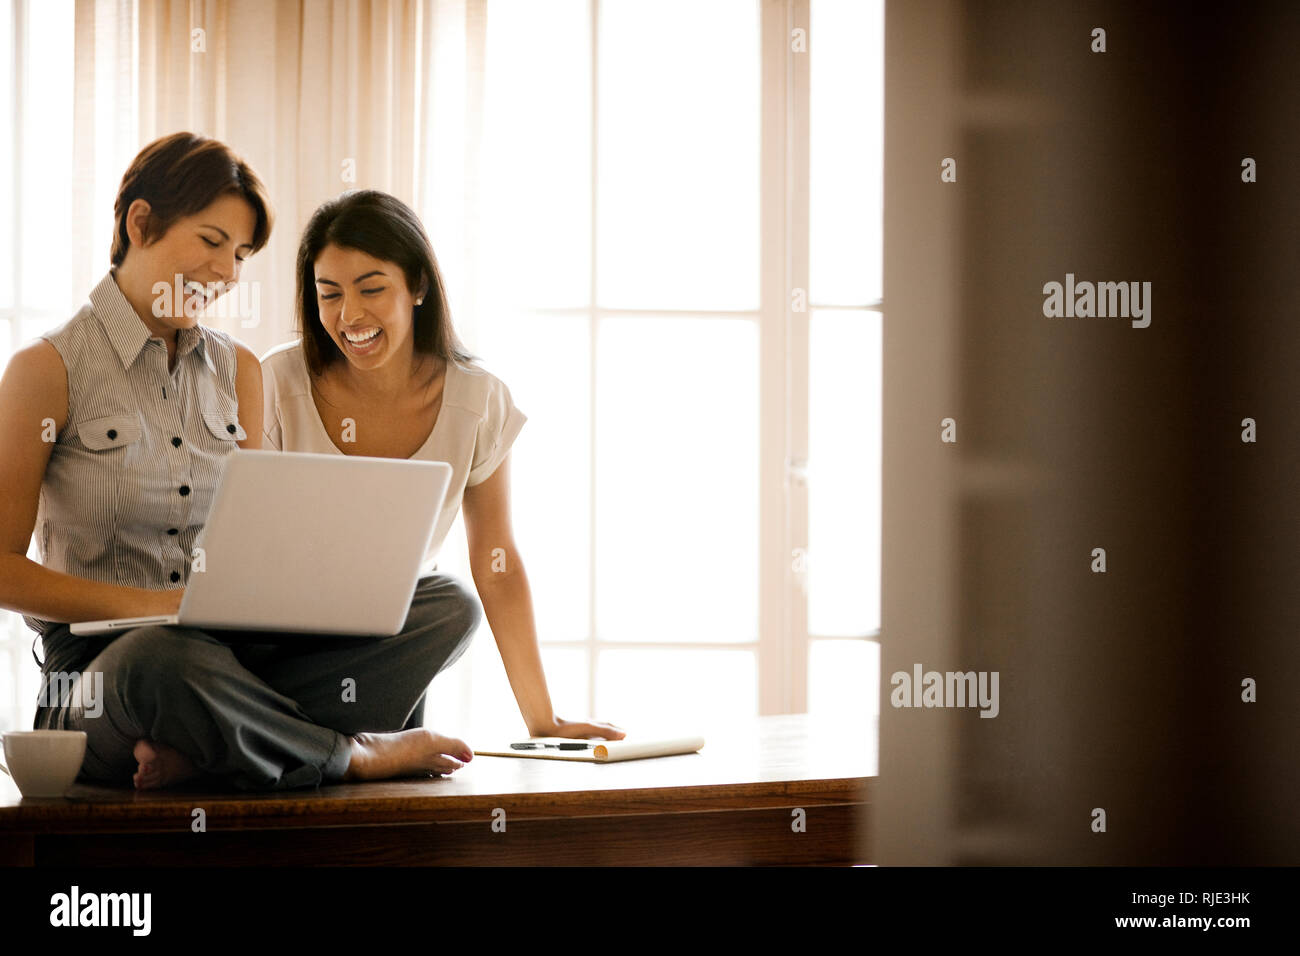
[0,730,87,798]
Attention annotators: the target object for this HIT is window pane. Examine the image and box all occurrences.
[597,0,759,311]
[482,0,590,311]
[20,316,47,346]
[596,649,756,731]
[808,638,878,774]
[427,637,588,742]
[809,0,883,305]
[20,0,74,315]
[472,312,591,642]
[0,0,13,310]
[0,645,18,737]
[596,316,758,643]
[535,646,589,730]
[468,632,518,738]
[808,309,880,635]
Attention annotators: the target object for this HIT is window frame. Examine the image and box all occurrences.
[478,0,884,720]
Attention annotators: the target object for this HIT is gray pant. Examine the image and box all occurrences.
[31,573,481,791]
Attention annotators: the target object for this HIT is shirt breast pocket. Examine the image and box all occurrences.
[202,409,247,444]
[76,413,143,454]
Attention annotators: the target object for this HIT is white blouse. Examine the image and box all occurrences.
[259,340,526,572]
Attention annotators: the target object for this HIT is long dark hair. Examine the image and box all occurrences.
[295,189,478,377]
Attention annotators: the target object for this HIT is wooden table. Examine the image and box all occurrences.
[0,713,872,866]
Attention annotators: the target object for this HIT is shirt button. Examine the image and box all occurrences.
[172,436,182,447]
[226,424,237,434]
[167,528,178,535]
[107,429,117,440]
[179,485,190,496]
[170,571,181,583]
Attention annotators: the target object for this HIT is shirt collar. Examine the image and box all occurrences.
[92,271,209,371]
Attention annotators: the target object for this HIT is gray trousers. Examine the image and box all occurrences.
[31,573,481,791]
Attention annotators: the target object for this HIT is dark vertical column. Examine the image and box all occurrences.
[876,0,1298,865]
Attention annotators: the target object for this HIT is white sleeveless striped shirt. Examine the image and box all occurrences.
[24,270,247,643]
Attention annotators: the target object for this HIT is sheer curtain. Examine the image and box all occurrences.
[131,0,476,358]
[0,0,138,734]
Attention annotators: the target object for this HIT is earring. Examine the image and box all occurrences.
[415,297,423,305]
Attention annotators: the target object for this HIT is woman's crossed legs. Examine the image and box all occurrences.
[37,573,482,791]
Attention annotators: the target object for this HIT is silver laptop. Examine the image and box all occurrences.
[71,449,451,637]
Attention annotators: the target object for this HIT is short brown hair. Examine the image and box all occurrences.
[110,131,273,268]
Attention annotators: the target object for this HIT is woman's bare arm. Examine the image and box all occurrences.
[0,341,183,623]
[463,453,625,740]
[232,341,262,450]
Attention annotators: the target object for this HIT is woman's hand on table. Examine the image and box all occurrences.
[534,715,627,740]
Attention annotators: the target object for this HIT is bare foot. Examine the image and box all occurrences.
[132,738,199,791]
[342,729,473,782]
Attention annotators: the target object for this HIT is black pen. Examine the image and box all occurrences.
[510,742,595,750]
